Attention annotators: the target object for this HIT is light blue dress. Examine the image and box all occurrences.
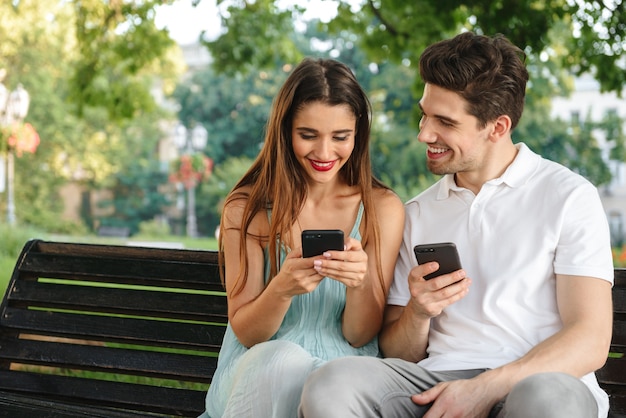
[201,203,379,418]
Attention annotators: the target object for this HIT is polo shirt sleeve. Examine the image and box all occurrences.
[554,179,614,284]
[387,201,419,306]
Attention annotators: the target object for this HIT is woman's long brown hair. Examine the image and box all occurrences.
[219,57,391,297]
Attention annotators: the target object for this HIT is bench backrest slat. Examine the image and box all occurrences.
[2,307,226,349]
[0,337,218,381]
[1,370,206,416]
[19,250,224,291]
[10,280,228,322]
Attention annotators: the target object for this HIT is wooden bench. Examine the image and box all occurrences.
[0,239,624,417]
[0,239,226,417]
[599,269,626,418]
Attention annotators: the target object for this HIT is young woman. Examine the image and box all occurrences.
[200,57,405,418]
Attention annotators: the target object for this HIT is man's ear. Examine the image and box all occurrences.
[488,115,512,143]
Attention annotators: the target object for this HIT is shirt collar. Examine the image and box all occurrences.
[437,142,540,199]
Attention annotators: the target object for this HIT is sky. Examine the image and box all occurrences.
[154,0,347,45]
[154,0,221,45]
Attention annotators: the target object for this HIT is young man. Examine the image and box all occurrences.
[298,32,614,418]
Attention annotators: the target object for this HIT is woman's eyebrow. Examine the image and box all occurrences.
[294,127,354,134]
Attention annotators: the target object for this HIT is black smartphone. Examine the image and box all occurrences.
[302,229,345,258]
[413,242,462,280]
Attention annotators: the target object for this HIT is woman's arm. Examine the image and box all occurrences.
[223,197,327,348]
[342,189,405,347]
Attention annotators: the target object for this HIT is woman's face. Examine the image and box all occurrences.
[291,101,356,186]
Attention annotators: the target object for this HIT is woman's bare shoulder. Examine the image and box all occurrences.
[371,188,404,211]
[222,185,259,227]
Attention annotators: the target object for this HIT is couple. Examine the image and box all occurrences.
[199,31,614,418]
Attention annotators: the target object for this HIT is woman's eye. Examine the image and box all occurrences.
[300,133,316,140]
[333,136,348,141]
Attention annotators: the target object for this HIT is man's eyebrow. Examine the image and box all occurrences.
[418,103,460,125]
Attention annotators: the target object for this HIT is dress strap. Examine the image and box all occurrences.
[348,202,364,239]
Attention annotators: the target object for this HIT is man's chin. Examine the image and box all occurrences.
[427,162,451,176]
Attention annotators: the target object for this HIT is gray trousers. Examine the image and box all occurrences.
[298,356,598,418]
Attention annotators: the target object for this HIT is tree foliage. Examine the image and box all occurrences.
[199,0,624,192]
[3,0,623,236]
[69,0,182,120]
[1,0,183,232]
[206,0,625,93]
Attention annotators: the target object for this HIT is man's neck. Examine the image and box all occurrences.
[454,142,519,194]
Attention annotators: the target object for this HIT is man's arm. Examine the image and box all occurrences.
[483,274,612,383]
[379,264,470,361]
[412,274,613,416]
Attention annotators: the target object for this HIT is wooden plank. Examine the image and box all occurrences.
[0,370,206,417]
[613,316,626,347]
[8,280,227,322]
[35,240,218,264]
[606,390,626,418]
[0,390,155,418]
[0,337,218,381]
[598,357,626,385]
[19,252,224,291]
[0,308,226,349]
[614,284,626,315]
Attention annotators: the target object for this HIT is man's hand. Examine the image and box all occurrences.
[406,262,470,319]
[412,378,500,418]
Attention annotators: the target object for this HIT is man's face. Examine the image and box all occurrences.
[417,84,492,176]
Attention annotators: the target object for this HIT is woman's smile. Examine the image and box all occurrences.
[309,159,337,172]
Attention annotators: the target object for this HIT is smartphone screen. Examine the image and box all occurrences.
[302,230,344,258]
[413,242,462,280]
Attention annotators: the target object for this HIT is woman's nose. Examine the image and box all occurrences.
[315,138,332,159]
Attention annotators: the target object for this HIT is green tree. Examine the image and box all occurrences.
[206,0,625,93]
[195,156,254,236]
[1,0,183,231]
[173,67,282,164]
[201,1,623,190]
[69,0,182,121]
[604,109,626,163]
[1,0,87,230]
[95,111,172,235]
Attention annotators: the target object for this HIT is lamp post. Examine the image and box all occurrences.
[0,72,30,226]
[173,122,208,237]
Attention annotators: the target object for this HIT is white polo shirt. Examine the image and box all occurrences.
[389,143,614,417]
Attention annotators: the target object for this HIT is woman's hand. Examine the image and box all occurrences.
[269,247,327,298]
[311,237,368,288]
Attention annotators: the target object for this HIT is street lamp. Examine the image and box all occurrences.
[0,73,30,226]
[173,122,208,237]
